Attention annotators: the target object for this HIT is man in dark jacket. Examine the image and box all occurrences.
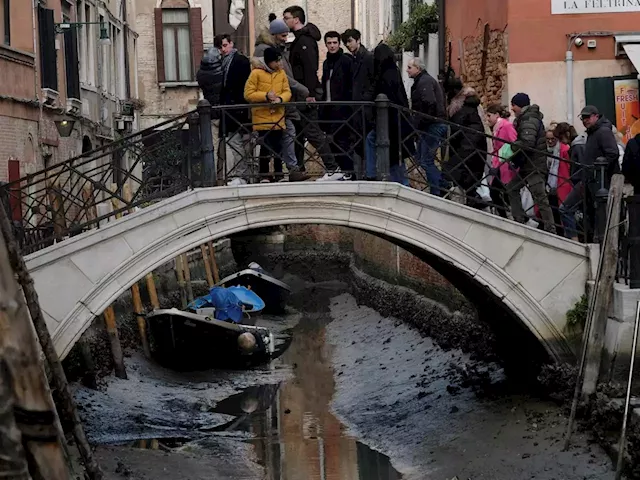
[283,5,341,180]
[559,105,620,239]
[196,48,223,109]
[407,57,447,196]
[214,34,252,185]
[320,32,354,176]
[505,93,556,233]
[342,28,374,161]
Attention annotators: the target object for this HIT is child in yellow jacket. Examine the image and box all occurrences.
[245,47,291,182]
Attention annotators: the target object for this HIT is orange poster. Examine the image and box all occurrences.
[614,78,640,144]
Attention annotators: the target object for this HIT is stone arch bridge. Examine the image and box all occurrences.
[23,182,594,362]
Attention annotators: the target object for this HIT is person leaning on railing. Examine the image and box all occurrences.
[244,47,292,182]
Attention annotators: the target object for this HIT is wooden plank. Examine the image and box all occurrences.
[201,244,215,287]
[582,174,624,397]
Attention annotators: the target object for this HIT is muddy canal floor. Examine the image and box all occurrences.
[74,279,614,479]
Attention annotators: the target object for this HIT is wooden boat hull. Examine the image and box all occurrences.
[218,269,291,314]
[146,309,278,370]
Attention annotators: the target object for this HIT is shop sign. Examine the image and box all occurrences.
[552,0,640,14]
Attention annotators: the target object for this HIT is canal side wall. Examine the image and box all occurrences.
[231,225,471,314]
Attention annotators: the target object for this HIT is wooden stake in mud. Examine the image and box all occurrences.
[145,273,160,310]
[175,255,188,309]
[208,240,220,284]
[77,338,98,389]
[131,282,151,358]
[0,204,104,480]
[182,253,194,303]
[201,244,215,287]
[0,217,70,479]
[103,306,127,379]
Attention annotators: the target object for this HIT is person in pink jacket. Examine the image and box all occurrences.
[486,104,518,218]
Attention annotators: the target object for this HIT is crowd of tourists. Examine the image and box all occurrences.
[196,5,640,239]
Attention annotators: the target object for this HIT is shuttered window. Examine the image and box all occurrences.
[64,28,81,99]
[154,7,203,83]
[39,7,58,90]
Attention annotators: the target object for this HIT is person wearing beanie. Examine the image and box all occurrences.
[504,92,556,234]
[252,18,310,181]
[245,46,291,182]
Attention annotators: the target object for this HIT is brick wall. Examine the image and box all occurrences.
[461,27,507,106]
[0,114,39,182]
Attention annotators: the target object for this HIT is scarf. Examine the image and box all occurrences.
[547,142,561,190]
[222,48,237,86]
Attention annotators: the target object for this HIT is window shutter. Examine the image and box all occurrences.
[189,8,203,79]
[154,8,165,83]
[64,28,81,99]
[38,7,58,90]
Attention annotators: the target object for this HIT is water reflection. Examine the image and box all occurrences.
[230,315,401,480]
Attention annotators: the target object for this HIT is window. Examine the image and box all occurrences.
[2,0,10,45]
[154,7,203,83]
[392,0,403,33]
[63,4,80,99]
[162,10,191,81]
[84,3,96,85]
[38,7,58,90]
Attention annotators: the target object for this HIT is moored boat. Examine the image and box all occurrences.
[217,262,291,314]
[146,308,281,370]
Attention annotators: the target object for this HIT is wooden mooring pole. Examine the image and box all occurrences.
[0,201,103,480]
[175,255,188,309]
[103,306,127,379]
[208,240,220,284]
[145,273,160,310]
[131,281,151,358]
[201,244,215,288]
[182,253,194,303]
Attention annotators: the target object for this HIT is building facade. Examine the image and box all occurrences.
[0,0,139,184]
[446,0,640,134]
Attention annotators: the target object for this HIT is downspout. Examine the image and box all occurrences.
[351,0,355,28]
[122,0,131,99]
[32,0,43,168]
[565,49,573,124]
[438,0,445,73]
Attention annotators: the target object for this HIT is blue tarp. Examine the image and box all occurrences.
[187,286,265,323]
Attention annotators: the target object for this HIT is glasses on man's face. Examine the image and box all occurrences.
[546,137,557,144]
[580,115,591,121]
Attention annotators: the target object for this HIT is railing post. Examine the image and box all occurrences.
[197,99,216,187]
[188,112,200,187]
[375,94,390,181]
[594,156,609,244]
[628,195,640,289]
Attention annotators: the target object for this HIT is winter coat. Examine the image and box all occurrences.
[219,53,251,136]
[320,49,353,124]
[444,88,486,189]
[556,143,572,204]
[512,104,547,173]
[372,44,415,166]
[196,49,223,115]
[351,45,375,129]
[244,61,291,130]
[491,118,518,184]
[289,23,322,98]
[410,70,446,129]
[253,29,309,120]
[622,134,640,192]
[584,116,620,186]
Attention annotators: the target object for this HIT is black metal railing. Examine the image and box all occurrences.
[1,95,617,257]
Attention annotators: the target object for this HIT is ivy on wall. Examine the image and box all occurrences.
[387,3,439,51]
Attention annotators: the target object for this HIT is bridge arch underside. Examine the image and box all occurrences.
[27,186,587,362]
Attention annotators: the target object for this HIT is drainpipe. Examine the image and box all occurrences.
[438,0,445,73]
[566,49,574,124]
[122,0,131,100]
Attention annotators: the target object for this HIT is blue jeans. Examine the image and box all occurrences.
[365,131,409,185]
[417,123,447,196]
[559,182,585,239]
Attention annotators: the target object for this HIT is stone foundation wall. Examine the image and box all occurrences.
[461,27,507,106]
